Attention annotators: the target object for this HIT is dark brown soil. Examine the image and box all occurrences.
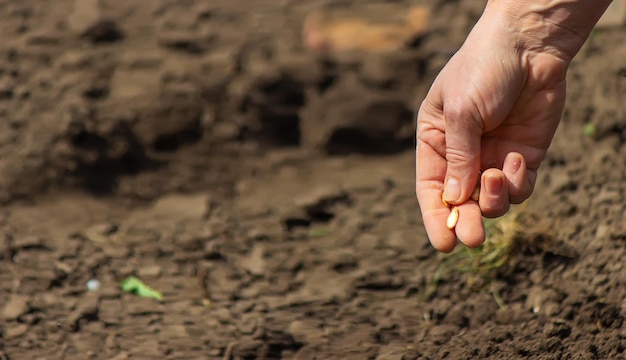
[1,0,625,359]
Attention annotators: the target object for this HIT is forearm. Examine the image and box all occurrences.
[484,0,613,60]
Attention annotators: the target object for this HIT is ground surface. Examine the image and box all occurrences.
[1,0,625,359]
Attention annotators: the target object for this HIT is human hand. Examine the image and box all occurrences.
[415,8,569,252]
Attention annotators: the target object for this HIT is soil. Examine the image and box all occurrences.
[1,0,625,359]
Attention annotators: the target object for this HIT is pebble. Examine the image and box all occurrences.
[4,324,29,339]
[2,295,30,321]
[68,293,99,331]
[428,324,459,345]
[525,286,557,314]
[238,314,259,335]
[67,0,100,34]
[137,265,162,278]
[0,77,14,99]
[543,319,572,339]
[240,245,266,276]
[354,233,379,251]
[86,279,101,292]
[370,203,391,217]
[432,298,452,318]
[375,344,406,360]
[12,236,45,250]
[543,301,561,317]
[287,319,324,344]
[592,187,621,206]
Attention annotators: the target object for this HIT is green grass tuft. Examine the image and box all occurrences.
[424,206,523,300]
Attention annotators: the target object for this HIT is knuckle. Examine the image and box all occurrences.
[445,147,477,168]
[443,100,484,130]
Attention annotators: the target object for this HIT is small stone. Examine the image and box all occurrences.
[241,244,266,277]
[433,299,452,318]
[287,319,324,344]
[157,31,216,54]
[211,307,232,324]
[246,227,271,241]
[68,293,99,331]
[86,279,101,292]
[376,344,405,360]
[547,169,573,193]
[543,319,572,339]
[525,286,557,314]
[2,295,30,321]
[329,251,358,273]
[110,351,130,360]
[99,299,123,325]
[592,187,621,206]
[444,304,469,328]
[386,231,408,249]
[137,265,162,278]
[238,314,258,335]
[495,303,528,325]
[55,51,92,71]
[81,19,124,43]
[293,185,346,208]
[232,339,264,358]
[428,325,459,345]
[0,77,14,100]
[593,224,611,246]
[67,0,100,34]
[4,324,29,339]
[529,269,544,284]
[370,203,391,217]
[212,122,241,141]
[543,302,561,317]
[354,233,379,250]
[24,30,64,45]
[12,236,45,250]
[123,297,163,316]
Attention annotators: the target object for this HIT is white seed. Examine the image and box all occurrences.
[471,185,480,202]
[446,206,459,229]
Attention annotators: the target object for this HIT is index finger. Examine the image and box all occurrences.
[415,128,458,253]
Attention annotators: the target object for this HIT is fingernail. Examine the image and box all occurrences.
[486,175,503,195]
[504,156,522,175]
[443,177,461,203]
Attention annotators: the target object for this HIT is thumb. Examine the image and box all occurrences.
[442,107,483,205]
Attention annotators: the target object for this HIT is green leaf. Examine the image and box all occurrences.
[121,276,163,301]
[309,226,330,238]
[583,123,596,137]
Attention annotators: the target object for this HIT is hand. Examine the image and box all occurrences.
[415,11,569,252]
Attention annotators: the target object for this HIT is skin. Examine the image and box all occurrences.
[415,0,613,252]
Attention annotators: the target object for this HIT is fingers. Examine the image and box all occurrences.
[502,152,534,204]
[479,169,510,218]
[454,202,485,248]
[442,106,483,205]
[416,131,486,251]
[478,152,535,217]
[416,138,458,253]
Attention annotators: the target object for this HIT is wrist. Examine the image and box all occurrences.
[483,0,612,61]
